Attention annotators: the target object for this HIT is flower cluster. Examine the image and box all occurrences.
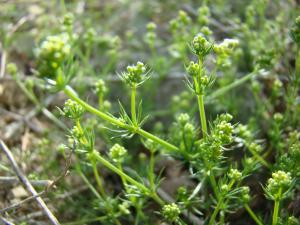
[214,39,239,67]
[169,10,191,32]
[191,34,213,57]
[240,186,250,203]
[145,22,157,48]
[265,170,292,200]
[162,203,181,222]
[109,144,127,163]
[228,168,242,181]
[196,114,234,163]
[198,6,210,26]
[121,62,148,87]
[61,99,85,120]
[36,33,71,77]
[95,79,108,96]
[186,61,201,77]
[212,113,234,144]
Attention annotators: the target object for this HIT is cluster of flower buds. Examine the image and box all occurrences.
[191,34,213,57]
[95,79,108,96]
[196,114,234,163]
[266,170,292,200]
[186,61,210,94]
[214,39,239,68]
[169,10,191,32]
[234,124,252,140]
[187,61,201,77]
[198,6,210,26]
[109,144,127,163]
[212,113,234,144]
[214,39,239,55]
[162,203,181,222]
[228,168,242,181]
[240,186,250,203]
[36,33,71,77]
[121,61,148,87]
[62,99,85,120]
[145,22,157,48]
[83,28,97,48]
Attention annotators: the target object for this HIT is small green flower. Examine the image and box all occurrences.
[162,203,181,222]
[228,168,242,181]
[214,39,239,55]
[191,34,213,57]
[248,143,263,153]
[240,186,250,203]
[6,63,18,76]
[62,99,85,120]
[109,144,127,163]
[266,170,292,200]
[146,22,157,31]
[63,13,74,27]
[71,125,84,140]
[186,61,201,77]
[220,184,230,193]
[176,113,190,127]
[95,79,107,95]
[120,61,148,87]
[36,33,71,77]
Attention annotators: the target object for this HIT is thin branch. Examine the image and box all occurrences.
[0,140,60,225]
[0,141,74,216]
[0,176,52,187]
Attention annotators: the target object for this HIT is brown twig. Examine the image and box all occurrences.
[0,140,74,218]
[0,176,52,187]
[0,140,60,225]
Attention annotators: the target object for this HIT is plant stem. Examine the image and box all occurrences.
[208,70,257,101]
[208,169,219,199]
[208,198,223,225]
[92,162,106,197]
[64,85,178,152]
[98,92,103,110]
[197,94,208,137]
[208,180,235,225]
[272,191,281,225]
[247,146,271,169]
[244,204,264,225]
[131,84,137,126]
[149,150,155,191]
[93,151,164,205]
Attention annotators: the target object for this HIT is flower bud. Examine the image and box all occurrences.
[62,99,85,120]
[162,203,180,222]
[109,144,127,163]
[186,61,200,77]
[228,168,242,180]
[192,34,213,57]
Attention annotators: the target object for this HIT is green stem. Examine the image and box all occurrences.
[272,190,281,225]
[198,94,208,137]
[208,198,223,225]
[64,86,178,152]
[92,162,106,197]
[247,146,271,169]
[131,84,137,126]
[244,204,264,225]
[149,150,155,191]
[98,92,103,110]
[208,70,257,101]
[93,151,164,206]
[208,180,235,225]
